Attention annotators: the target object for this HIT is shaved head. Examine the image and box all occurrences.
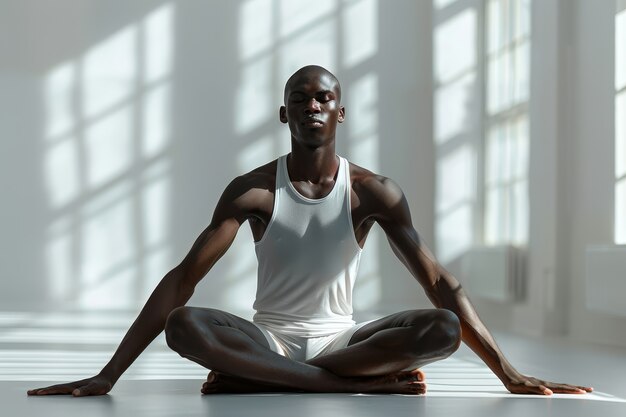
[283,65,341,104]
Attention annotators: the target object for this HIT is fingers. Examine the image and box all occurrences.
[27,384,76,396]
[511,380,593,396]
[27,381,110,397]
[538,385,553,396]
[545,382,593,394]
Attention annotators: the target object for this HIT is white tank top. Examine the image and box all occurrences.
[252,154,363,337]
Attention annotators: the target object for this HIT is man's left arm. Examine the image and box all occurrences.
[370,177,592,395]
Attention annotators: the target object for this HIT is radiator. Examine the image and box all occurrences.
[585,245,626,317]
[460,245,526,302]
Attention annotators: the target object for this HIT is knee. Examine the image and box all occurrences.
[431,309,462,356]
[164,306,192,351]
[164,307,225,352]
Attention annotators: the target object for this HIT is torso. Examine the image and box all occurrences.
[242,158,378,249]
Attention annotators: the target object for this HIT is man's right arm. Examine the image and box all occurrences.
[27,177,249,396]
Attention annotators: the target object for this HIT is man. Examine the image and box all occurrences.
[28,65,591,396]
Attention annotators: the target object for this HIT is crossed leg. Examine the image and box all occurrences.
[164,307,461,394]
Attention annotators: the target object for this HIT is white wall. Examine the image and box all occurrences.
[1,0,625,348]
[0,0,431,317]
[566,0,626,346]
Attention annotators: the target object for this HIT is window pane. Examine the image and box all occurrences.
[513,116,529,179]
[616,90,626,179]
[516,0,531,40]
[512,179,529,244]
[487,50,512,114]
[616,178,626,244]
[514,40,530,104]
[487,0,503,54]
[486,124,503,186]
[503,122,515,183]
[485,186,504,244]
[616,8,626,90]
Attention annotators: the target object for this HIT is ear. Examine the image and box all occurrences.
[337,106,345,123]
[279,106,288,124]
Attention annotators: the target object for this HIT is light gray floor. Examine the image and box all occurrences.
[2,310,626,417]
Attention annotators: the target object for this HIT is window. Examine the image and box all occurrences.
[615,0,626,244]
[433,0,531,262]
[484,0,530,246]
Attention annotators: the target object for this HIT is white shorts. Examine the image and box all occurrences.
[252,320,375,362]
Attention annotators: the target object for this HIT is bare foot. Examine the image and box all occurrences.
[358,369,426,395]
[201,369,427,395]
[201,371,284,394]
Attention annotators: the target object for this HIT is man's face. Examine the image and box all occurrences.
[280,71,345,147]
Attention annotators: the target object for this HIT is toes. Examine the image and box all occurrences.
[412,369,425,382]
[398,370,423,383]
[410,382,427,394]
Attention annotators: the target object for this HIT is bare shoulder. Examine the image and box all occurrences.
[348,161,405,208]
[231,159,276,191]
[214,159,277,223]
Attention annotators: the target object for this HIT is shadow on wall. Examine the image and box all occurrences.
[27,0,385,315]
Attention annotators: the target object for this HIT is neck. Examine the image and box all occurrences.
[287,141,338,184]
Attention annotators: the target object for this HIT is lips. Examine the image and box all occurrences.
[302,117,324,127]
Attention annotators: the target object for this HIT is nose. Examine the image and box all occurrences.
[304,98,321,114]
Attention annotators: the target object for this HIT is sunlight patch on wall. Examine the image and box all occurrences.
[278,21,337,84]
[84,107,133,189]
[237,135,275,174]
[433,2,478,264]
[435,144,475,263]
[44,137,80,208]
[42,3,175,310]
[279,0,337,38]
[342,0,378,68]
[434,8,476,85]
[239,0,273,60]
[235,56,273,135]
[44,63,76,139]
[436,144,475,215]
[435,73,476,144]
[144,4,174,84]
[347,73,379,172]
[142,84,171,159]
[82,27,137,119]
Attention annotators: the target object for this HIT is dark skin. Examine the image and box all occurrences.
[28,65,592,397]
